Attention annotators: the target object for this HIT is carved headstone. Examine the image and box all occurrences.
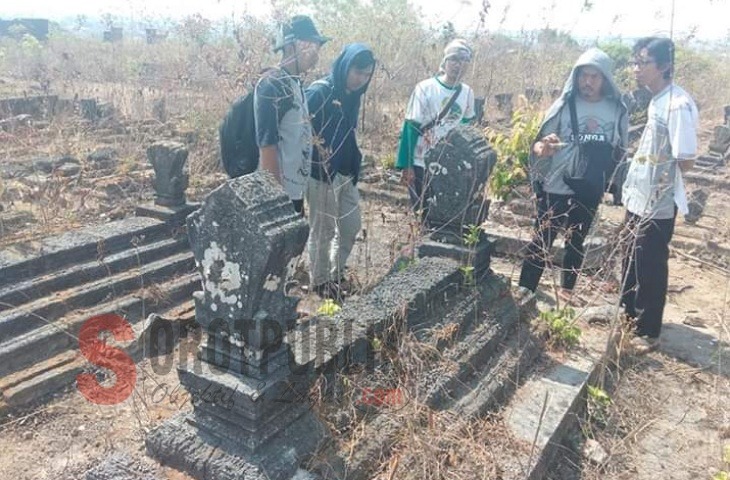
[147,142,188,208]
[418,126,497,275]
[146,172,324,480]
[524,88,542,103]
[495,93,513,114]
[709,125,730,156]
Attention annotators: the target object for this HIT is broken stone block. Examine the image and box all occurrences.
[86,452,161,480]
[685,188,709,224]
[581,305,616,325]
[709,125,730,155]
[0,114,32,132]
[54,163,81,177]
[583,438,609,466]
[495,93,513,113]
[87,148,118,169]
[524,88,542,103]
[147,141,188,208]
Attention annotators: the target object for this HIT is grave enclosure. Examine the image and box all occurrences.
[1,92,729,479]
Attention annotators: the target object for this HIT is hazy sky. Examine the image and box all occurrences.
[1,0,728,41]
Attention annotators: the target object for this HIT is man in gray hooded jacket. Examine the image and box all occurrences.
[518,48,628,304]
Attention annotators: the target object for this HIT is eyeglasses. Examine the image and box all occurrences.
[629,59,655,68]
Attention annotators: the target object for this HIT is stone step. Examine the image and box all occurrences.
[0,236,189,313]
[318,309,540,480]
[451,323,543,418]
[423,278,520,409]
[0,272,199,380]
[0,299,197,413]
[0,216,176,291]
[0,352,84,408]
[0,251,195,340]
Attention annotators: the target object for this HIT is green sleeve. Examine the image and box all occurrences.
[461,116,475,124]
[395,120,422,169]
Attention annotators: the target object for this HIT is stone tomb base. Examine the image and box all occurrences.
[146,410,324,480]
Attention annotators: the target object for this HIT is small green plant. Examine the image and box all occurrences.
[539,307,581,349]
[459,265,475,286]
[486,108,543,200]
[379,153,396,170]
[713,445,730,480]
[462,224,481,248]
[587,386,611,408]
[316,299,341,317]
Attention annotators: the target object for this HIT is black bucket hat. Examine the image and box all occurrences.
[274,15,331,52]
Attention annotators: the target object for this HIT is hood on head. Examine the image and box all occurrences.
[331,43,375,97]
[559,47,621,100]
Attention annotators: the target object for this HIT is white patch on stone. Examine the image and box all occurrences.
[428,163,444,176]
[463,161,472,170]
[237,301,243,309]
[212,221,219,227]
[263,274,281,292]
[211,303,218,312]
[201,241,247,306]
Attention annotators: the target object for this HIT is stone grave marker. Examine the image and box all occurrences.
[136,141,198,223]
[146,172,325,480]
[418,126,497,276]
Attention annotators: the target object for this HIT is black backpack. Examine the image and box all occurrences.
[219,91,259,178]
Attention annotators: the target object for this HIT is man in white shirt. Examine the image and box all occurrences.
[621,36,699,354]
[395,39,476,217]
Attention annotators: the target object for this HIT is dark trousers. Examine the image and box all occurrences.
[407,165,429,219]
[519,193,598,292]
[292,199,304,216]
[621,210,676,338]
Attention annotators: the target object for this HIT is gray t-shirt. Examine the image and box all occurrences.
[254,68,312,201]
[539,96,620,195]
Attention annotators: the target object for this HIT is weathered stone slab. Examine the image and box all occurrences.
[288,256,462,374]
[136,202,199,225]
[502,329,613,480]
[0,217,169,288]
[86,452,162,480]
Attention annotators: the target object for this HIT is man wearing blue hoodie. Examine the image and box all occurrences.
[306,44,375,299]
[518,48,628,305]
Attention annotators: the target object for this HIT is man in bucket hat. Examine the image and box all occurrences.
[255,15,330,214]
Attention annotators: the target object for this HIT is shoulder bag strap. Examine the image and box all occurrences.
[421,83,463,133]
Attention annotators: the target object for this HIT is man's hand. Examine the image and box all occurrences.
[400,168,415,187]
[533,133,562,158]
[259,146,281,184]
[678,158,694,173]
